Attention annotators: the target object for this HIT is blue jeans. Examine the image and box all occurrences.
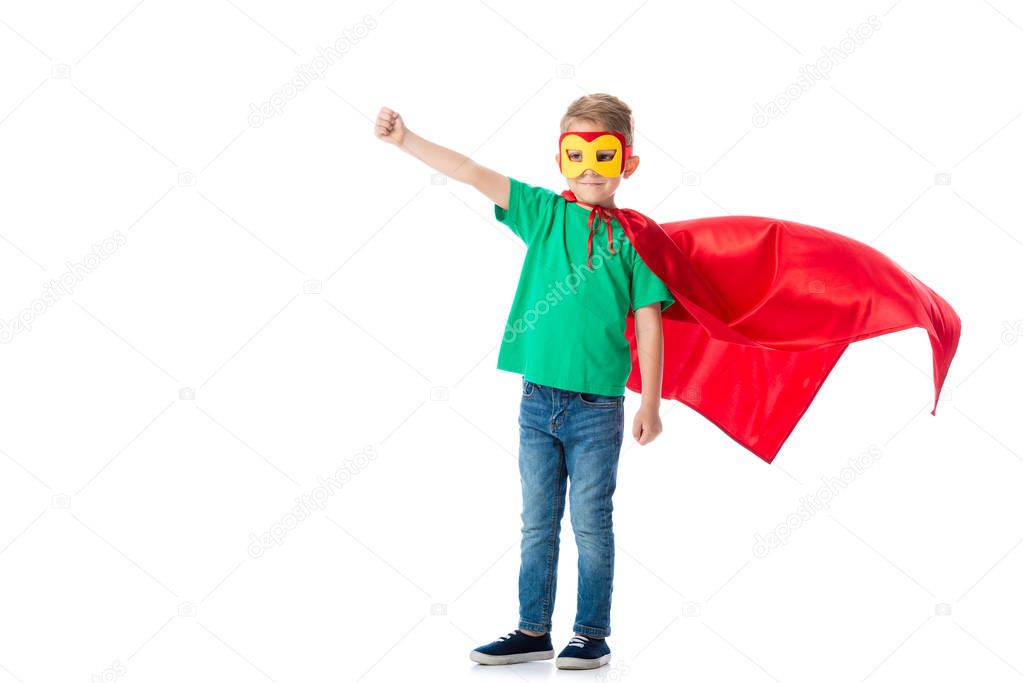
[516,377,624,638]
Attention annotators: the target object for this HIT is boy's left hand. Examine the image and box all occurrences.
[632,404,663,445]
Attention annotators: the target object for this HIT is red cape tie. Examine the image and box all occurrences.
[585,204,617,269]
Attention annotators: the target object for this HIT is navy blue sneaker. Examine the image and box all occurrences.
[470,629,554,665]
[556,634,611,669]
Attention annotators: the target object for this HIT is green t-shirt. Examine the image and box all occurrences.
[494,177,675,396]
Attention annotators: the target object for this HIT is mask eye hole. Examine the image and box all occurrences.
[596,150,616,162]
[566,150,582,162]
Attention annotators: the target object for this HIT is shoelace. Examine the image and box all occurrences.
[567,635,590,648]
[497,631,518,641]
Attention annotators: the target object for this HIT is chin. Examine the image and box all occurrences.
[574,181,606,197]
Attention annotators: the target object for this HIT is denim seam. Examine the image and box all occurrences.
[573,623,610,637]
[583,402,622,638]
[598,438,614,636]
[541,452,563,629]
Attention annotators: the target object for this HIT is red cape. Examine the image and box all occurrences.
[561,190,962,464]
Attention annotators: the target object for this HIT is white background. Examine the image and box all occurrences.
[1,1,1021,681]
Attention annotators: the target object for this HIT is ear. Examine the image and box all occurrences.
[554,151,561,170]
[622,155,640,179]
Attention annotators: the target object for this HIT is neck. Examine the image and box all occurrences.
[576,197,617,211]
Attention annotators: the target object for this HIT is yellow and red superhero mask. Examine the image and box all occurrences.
[558,130,633,178]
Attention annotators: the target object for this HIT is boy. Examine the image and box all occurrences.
[374,93,675,670]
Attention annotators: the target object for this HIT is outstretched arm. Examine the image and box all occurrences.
[375,106,510,209]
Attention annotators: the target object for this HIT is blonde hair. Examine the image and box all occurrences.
[560,93,634,146]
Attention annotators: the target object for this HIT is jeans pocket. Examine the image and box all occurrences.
[578,391,621,408]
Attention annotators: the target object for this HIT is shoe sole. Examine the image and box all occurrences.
[556,653,612,669]
[470,649,554,665]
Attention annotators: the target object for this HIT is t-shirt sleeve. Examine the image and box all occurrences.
[630,252,676,312]
[493,176,558,245]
